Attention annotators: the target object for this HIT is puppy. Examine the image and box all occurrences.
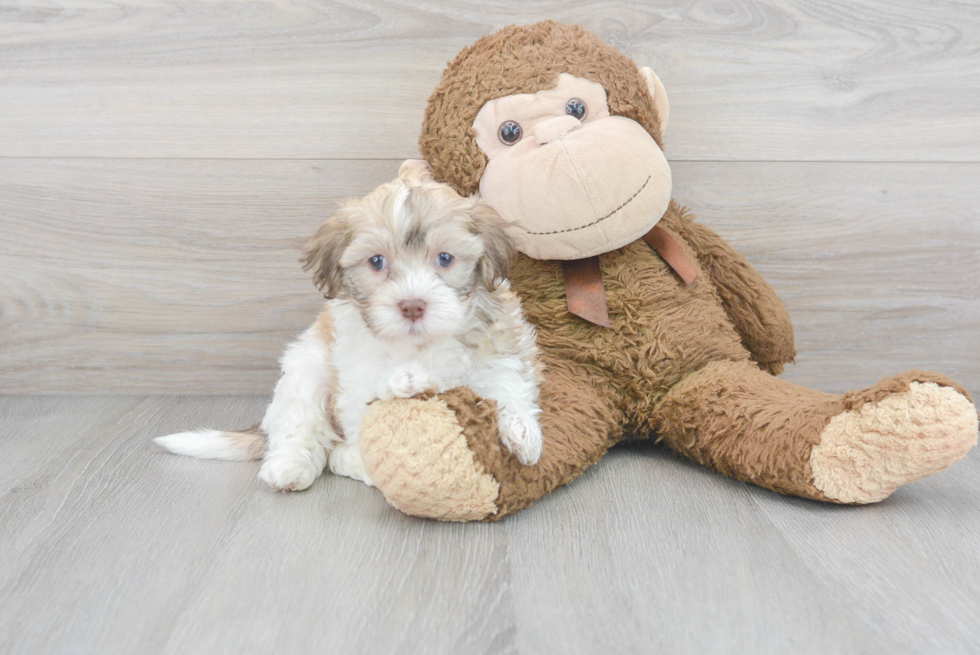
[155,161,543,491]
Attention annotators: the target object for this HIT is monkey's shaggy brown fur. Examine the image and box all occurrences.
[429,205,829,518]
[358,21,977,521]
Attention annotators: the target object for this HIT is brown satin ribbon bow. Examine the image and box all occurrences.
[562,225,698,327]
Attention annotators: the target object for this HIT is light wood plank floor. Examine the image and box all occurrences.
[1,395,978,654]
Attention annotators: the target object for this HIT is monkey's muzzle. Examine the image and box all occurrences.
[480,116,672,260]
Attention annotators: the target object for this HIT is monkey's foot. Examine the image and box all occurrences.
[810,378,978,503]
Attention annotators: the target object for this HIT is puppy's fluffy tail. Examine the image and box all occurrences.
[154,424,266,461]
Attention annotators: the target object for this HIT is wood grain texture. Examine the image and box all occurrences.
[1,158,976,394]
[1,0,979,161]
[0,158,399,394]
[672,161,980,395]
[503,447,892,655]
[752,467,980,654]
[1,395,978,654]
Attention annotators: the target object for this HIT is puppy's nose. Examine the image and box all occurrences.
[534,115,582,145]
[398,299,427,321]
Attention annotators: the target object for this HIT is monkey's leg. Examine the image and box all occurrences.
[359,359,624,521]
[652,360,978,502]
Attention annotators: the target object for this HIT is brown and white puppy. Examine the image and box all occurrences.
[155,161,542,491]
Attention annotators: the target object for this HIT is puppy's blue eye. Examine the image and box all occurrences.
[437,253,454,268]
[369,255,386,271]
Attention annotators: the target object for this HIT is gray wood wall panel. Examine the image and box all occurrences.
[1,1,979,161]
[1,159,976,394]
[1,0,978,395]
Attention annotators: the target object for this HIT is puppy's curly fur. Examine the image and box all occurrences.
[155,162,543,491]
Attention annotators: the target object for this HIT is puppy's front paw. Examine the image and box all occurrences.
[258,451,321,492]
[377,364,435,401]
[498,412,543,466]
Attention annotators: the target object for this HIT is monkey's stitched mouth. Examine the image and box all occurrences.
[524,176,651,236]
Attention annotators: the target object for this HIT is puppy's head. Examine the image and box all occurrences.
[302,162,515,342]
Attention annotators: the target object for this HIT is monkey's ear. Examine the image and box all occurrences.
[640,67,670,134]
[301,209,351,299]
[398,159,434,185]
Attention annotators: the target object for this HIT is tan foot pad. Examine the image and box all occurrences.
[811,382,979,503]
[359,397,500,521]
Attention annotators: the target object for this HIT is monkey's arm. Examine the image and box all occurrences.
[660,203,796,375]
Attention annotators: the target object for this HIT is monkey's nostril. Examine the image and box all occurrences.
[398,299,427,321]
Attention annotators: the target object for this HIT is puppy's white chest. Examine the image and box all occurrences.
[329,304,474,444]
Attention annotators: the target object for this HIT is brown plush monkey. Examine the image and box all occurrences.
[354,21,978,521]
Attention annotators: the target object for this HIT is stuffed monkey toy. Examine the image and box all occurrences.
[354,21,978,521]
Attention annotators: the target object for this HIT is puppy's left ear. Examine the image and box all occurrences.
[301,207,352,299]
[472,202,516,290]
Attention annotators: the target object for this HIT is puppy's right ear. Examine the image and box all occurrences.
[472,201,516,290]
[301,208,351,299]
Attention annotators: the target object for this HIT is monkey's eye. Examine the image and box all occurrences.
[497,120,523,146]
[368,255,386,271]
[436,252,454,268]
[565,98,587,121]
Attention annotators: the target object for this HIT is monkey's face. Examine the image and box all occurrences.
[473,74,672,260]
